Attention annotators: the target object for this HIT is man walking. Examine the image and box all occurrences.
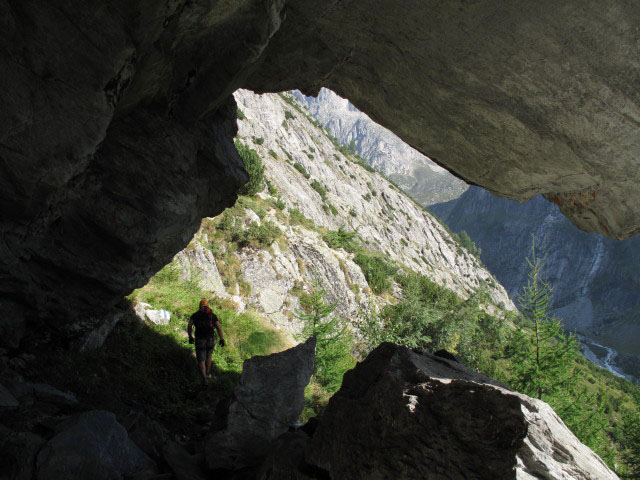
[188,298,225,385]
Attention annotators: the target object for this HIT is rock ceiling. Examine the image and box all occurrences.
[1,0,638,332]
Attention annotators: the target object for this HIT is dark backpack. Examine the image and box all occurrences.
[192,307,217,339]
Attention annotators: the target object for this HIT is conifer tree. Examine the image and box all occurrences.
[295,285,355,394]
[510,237,579,401]
[620,405,640,477]
[508,238,621,460]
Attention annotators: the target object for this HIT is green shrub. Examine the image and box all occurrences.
[323,228,359,253]
[235,141,264,195]
[273,198,286,210]
[267,182,278,196]
[349,208,357,217]
[351,156,375,172]
[217,209,236,232]
[289,208,314,228]
[310,180,327,200]
[326,203,339,215]
[268,149,278,159]
[233,221,281,248]
[453,230,482,257]
[362,193,372,202]
[293,162,310,179]
[252,136,264,145]
[237,108,246,120]
[255,207,267,219]
[284,110,295,120]
[353,253,396,294]
[295,287,355,395]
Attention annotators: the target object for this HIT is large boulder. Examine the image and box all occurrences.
[279,343,616,480]
[206,337,316,471]
[0,382,19,407]
[0,425,46,480]
[0,299,26,350]
[36,410,156,480]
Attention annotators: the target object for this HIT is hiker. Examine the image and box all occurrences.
[188,299,225,384]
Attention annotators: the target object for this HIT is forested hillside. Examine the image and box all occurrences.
[430,186,640,381]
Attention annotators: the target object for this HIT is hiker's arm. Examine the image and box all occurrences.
[215,321,225,345]
[187,318,194,340]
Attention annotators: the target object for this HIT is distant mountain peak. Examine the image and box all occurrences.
[293,89,468,206]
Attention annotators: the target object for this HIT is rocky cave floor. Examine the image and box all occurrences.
[0,301,619,480]
[0,303,231,480]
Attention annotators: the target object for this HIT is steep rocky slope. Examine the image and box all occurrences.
[430,187,640,377]
[173,90,513,336]
[293,88,468,205]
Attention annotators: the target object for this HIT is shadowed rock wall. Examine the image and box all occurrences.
[1,0,639,343]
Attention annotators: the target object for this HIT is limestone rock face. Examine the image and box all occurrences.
[36,410,156,480]
[234,90,514,312]
[296,344,617,480]
[175,242,226,295]
[206,337,316,471]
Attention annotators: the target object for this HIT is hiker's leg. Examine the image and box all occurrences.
[195,340,207,382]
[205,355,212,375]
[205,338,214,376]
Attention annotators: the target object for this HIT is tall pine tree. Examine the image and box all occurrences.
[510,237,579,401]
[508,237,613,459]
[295,285,355,395]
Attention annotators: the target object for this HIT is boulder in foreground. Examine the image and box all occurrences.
[277,343,616,479]
[36,410,156,480]
[206,337,316,471]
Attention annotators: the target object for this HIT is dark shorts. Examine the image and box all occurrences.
[195,337,215,362]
